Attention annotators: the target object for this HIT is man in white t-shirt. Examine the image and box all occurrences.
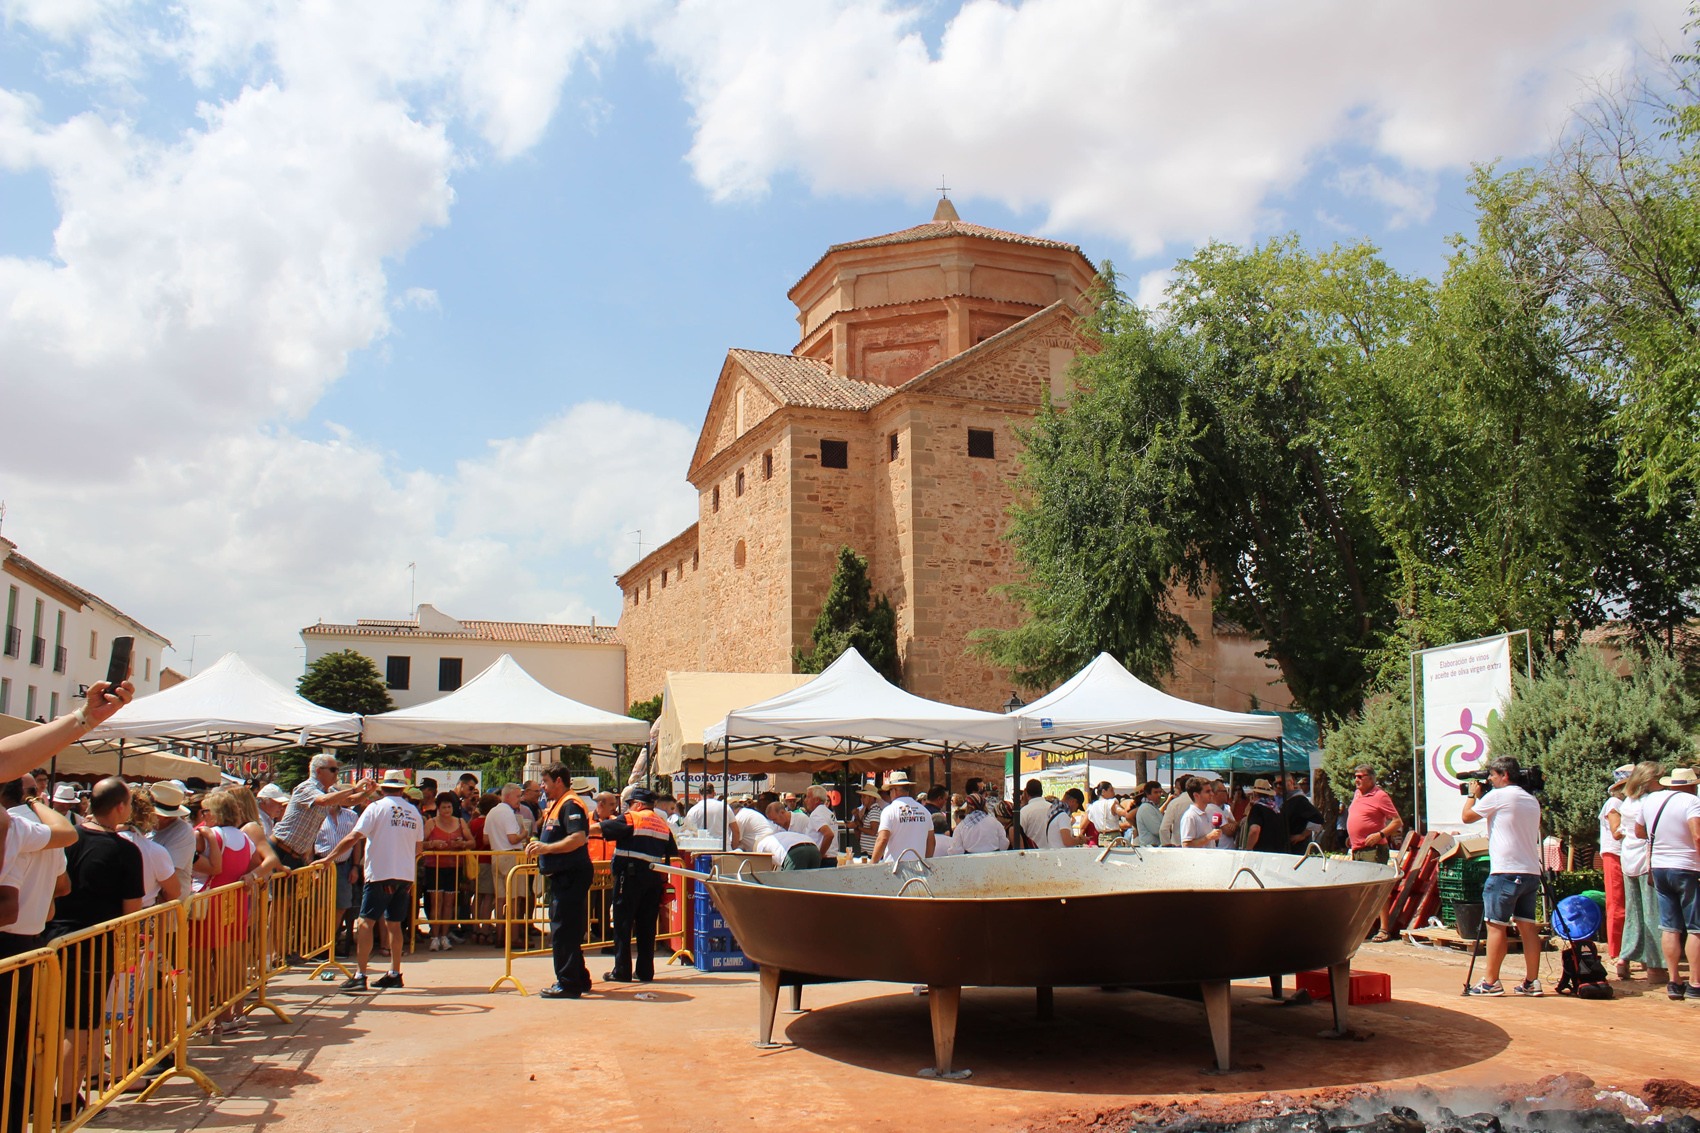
[329,770,423,993]
[1,773,76,946]
[1179,781,1223,848]
[872,774,934,863]
[684,784,729,844]
[1018,780,1052,849]
[803,788,840,863]
[756,802,824,869]
[1634,767,1700,1001]
[483,783,528,924]
[1462,757,1546,997]
[1207,781,1240,850]
[730,802,779,852]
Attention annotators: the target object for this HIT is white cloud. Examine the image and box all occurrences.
[1132,268,1172,313]
[2,404,697,682]
[1334,165,1437,230]
[656,0,1684,255]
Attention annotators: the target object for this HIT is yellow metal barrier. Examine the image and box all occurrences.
[46,902,217,1130]
[263,862,352,983]
[183,881,286,1037]
[0,945,60,1133]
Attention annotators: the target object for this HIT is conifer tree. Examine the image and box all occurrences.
[796,546,902,685]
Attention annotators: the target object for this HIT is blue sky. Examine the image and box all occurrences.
[0,0,1684,680]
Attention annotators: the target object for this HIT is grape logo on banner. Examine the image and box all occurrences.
[1420,634,1514,832]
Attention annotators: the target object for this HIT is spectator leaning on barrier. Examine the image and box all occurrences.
[148,783,196,896]
[271,754,375,869]
[120,786,182,907]
[315,802,360,952]
[1462,756,1547,998]
[1633,766,1700,1002]
[484,783,527,920]
[255,783,288,836]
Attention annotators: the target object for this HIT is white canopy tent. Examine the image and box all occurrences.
[1007,653,1287,801]
[653,670,816,777]
[360,654,651,749]
[703,648,1017,770]
[85,652,362,756]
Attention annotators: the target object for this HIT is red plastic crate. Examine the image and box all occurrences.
[1293,969,1391,1005]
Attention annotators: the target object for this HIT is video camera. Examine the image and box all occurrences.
[1458,766,1545,795]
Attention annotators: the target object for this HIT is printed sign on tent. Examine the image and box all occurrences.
[1420,634,1513,832]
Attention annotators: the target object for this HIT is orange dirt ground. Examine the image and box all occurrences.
[87,938,1699,1133]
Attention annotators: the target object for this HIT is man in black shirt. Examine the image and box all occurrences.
[1281,773,1326,854]
[1241,780,1290,853]
[526,762,592,999]
[47,776,143,1114]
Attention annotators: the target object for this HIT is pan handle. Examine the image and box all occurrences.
[1293,842,1328,871]
[889,848,930,875]
[1096,843,1143,863]
[897,877,936,898]
[1229,866,1266,890]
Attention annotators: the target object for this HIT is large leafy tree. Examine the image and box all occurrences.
[796,546,901,684]
[297,649,394,715]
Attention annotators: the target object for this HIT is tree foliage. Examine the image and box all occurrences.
[296,650,393,716]
[1485,645,1698,841]
[796,546,901,684]
[1321,685,1416,822]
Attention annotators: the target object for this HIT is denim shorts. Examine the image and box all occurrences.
[1483,872,1540,925]
[1650,867,1700,933]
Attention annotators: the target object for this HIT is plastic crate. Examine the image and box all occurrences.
[693,906,727,933]
[696,949,756,972]
[1294,969,1392,1005]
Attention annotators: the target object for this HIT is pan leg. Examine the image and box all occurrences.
[785,982,807,1014]
[753,965,783,1049]
[917,985,971,1080]
[1201,981,1231,1072]
[1269,974,1283,1001]
[1322,960,1351,1037]
[1036,986,1053,1020]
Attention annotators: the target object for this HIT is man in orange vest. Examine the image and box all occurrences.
[597,788,677,983]
[526,764,594,999]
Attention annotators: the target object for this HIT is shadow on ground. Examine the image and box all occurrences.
[776,985,1512,1093]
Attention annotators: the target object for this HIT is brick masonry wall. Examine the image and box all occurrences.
[617,526,706,703]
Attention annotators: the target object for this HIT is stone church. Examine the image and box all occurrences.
[615,199,1289,728]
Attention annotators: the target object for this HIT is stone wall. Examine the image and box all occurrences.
[616,525,705,703]
[698,416,797,677]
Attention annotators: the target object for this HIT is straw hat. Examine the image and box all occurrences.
[1248,779,1278,798]
[856,785,882,798]
[149,782,188,817]
[51,783,79,805]
[379,769,409,790]
[569,776,598,794]
[886,770,914,786]
[1659,767,1699,788]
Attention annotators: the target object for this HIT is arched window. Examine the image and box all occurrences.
[733,540,747,568]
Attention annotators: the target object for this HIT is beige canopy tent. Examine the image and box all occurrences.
[1,712,222,783]
[653,671,815,776]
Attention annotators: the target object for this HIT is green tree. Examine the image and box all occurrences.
[297,650,394,715]
[1485,645,1697,842]
[1321,685,1416,822]
[795,546,901,684]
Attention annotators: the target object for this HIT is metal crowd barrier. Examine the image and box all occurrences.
[263,862,352,983]
[45,902,218,1130]
[183,881,287,1038]
[0,946,59,1133]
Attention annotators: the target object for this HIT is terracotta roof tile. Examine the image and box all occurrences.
[302,620,621,645]
[829,219,1081,256]
[728,349,891,411]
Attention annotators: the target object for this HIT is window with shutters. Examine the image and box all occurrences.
[385,656,411,690]
[439,657,463,691]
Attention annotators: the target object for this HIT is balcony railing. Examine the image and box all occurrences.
[29,635,45,667]
[54,645,67,674]
[2,625,17,658]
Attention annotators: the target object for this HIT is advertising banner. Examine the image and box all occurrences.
[1420,635,1514,832]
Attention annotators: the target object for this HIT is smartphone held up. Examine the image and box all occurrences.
[104,635,134,695]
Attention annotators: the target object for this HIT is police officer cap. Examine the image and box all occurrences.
[627,788,656,805]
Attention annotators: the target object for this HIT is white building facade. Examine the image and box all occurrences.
[1,537,172,722]
[301,604,627,713]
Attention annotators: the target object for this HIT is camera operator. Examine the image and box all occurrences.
[1461,756,1546,997]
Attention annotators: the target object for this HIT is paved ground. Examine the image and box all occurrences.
[88,938,1698,1133]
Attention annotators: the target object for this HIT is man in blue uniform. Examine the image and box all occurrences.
[525,762,593,999]
[598,787,678,984]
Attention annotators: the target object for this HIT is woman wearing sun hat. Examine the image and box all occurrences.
[1618,762,1670,987]
[1600,765,1633,978]
[1635,766,1700,1001]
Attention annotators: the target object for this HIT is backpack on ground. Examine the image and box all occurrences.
[1556,938,1613,999]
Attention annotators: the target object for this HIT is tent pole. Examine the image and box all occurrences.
[1010,741,1021,849]
[841,760,850,851]
[118,738,125,779]
[943,746,953,833]
[1277,736,1286,803]
[722,739,731,853]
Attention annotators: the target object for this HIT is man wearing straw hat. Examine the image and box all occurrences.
[871,772,933,863]
[1634,766,1700,1001]
[330,770,423,993]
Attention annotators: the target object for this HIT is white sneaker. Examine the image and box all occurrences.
[428,937,442,952]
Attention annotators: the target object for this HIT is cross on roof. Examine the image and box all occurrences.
[937,177,950,198]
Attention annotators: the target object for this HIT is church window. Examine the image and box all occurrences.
[968,428,995,459]
[763,451,773,480]
[820,439,848,469]
[734,539,747,568]
[661,570,668,589]
[888,433,899,461]
[712,485,720,512]
[735,470,745,497]
[692,550,699,570]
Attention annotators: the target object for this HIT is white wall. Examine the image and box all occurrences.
[2,569,168,722]
[301,635,627,714]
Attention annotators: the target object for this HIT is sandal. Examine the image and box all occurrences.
[1370,932,1393,943]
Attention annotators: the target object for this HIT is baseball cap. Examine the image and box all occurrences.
[257,783,290,803]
